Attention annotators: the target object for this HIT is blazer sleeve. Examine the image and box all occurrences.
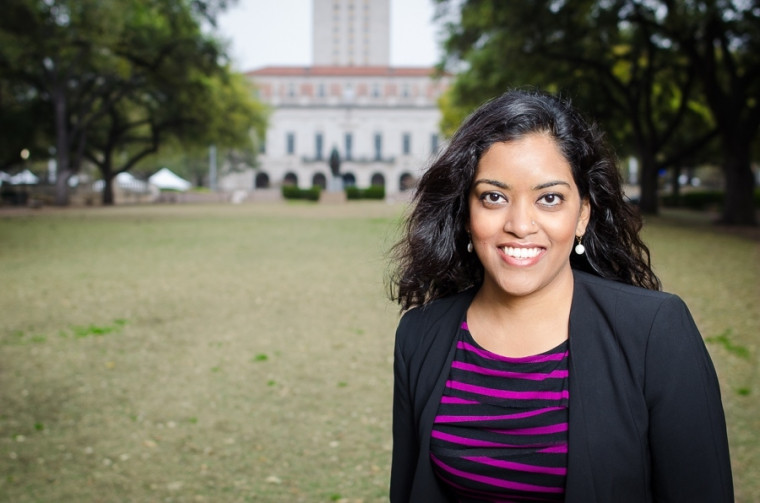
[390,312,419,502]
[644,295,734,501]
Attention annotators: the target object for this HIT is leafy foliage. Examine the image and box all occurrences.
[435,0,759,223]
[0,0,267,205]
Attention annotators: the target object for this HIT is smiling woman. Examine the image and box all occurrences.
[388,89,733,502]
[466,138,589,332]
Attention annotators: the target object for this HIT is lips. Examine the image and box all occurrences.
[502,246,543,259]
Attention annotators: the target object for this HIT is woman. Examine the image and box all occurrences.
[389,90,733,502]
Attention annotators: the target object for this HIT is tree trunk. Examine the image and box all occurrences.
[637,149,660,215]
[719,141,757,226]
[54,169,72,206]
[102,169,115,206]
[53,86,71,206]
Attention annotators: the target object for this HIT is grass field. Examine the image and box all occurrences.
[0,202,758,502]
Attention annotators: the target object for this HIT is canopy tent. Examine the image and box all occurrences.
[2,169,40,185]
[92,172,151,193]
[149,168,192,191]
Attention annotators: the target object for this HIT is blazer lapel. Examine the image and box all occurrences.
[565,277,601,502]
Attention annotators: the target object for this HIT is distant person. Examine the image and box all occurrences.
[388,90,733,502]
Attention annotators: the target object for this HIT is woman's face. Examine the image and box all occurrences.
[468,133,590,300]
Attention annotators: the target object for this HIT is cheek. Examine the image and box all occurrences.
[547,216,580,244]
[468,206,501,240]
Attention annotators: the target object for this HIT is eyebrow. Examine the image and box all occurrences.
[472,179,571,190]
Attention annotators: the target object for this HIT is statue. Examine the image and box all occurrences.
[328,147,343,192]
[329,147,341,178]
[320,146,346,203]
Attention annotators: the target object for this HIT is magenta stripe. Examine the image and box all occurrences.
[447,380,569,401]
[538,445,568,454]
[435,406,564,424]
[457,341,567,363]
[432,430,524,448]
[464,456,567,476]
[433,430,563,451]
[452,360,569,380]
[440,396,479,405]
[431,454,564,494]
[490,423,568,436]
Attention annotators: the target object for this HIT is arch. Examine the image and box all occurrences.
[255,172,270,189]
[370,172,386,187]
[342,172,357,187]
[312,172,327,189]
[283,172,298,187]
[399,172,415,192]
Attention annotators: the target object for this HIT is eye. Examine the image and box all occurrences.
[480,192,507,206]
[538,193,564,207]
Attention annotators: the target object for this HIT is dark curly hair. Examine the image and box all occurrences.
[390,89,661,310]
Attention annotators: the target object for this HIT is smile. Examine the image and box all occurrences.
[502,246,543,259]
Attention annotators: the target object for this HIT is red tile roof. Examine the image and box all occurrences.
[246,66,442,77]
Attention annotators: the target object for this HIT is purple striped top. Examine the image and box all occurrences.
[430,321,569,502]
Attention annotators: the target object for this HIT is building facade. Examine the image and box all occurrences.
[223,0,449,199]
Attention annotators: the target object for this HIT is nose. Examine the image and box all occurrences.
[504,202,536,237]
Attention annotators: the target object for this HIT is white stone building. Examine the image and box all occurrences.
[221,0,450,198]
[240,66,449,197]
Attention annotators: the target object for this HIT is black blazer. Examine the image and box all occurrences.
[391,270,733,502]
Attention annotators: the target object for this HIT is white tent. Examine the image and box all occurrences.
[149,167,192,191]
[8,169,39,185]
[92,172,151,193]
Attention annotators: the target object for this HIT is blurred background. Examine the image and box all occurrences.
[1,0,757,223]
[0,1,758,501]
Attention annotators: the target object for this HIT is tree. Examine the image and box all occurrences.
[0,0,117,204]
[87,68,267,204]
[148,73,268,187]
[0,79,52,172]
[435,0,754,220]
[79,0,262,205]
[655,1,759,225]
[0,0,267,206]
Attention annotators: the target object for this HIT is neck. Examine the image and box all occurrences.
[467,268,575,357]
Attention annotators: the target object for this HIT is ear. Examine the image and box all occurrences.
[576,198,591,236]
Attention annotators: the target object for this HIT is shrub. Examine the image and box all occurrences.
[345,185,385,200]
[282,185,321,201]
[345,186,360,200]
[364,185,385,200]
[662,189,760,210]
[662,190,724,210]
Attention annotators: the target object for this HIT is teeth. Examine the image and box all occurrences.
[503,247,541,259]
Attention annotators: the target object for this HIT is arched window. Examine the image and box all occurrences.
[371,172,385,187]
[255,172,270,189]
[283,172,298,187]
[342,172,357,187]
[399,173,415,192]
[312,172,327,189]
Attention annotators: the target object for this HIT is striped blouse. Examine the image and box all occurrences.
[430,321,570,502]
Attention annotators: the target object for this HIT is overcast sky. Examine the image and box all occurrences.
[215,0,443,71]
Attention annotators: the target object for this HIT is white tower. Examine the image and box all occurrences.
[312,0,390,66]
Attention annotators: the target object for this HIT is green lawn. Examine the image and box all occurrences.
[0,203,757,502]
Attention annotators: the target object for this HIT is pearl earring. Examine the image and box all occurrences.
[467,239,473,253]
[574,235,586,255]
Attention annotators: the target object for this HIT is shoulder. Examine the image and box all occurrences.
[573,269,683,314]
[400,288,476,324]
[395,288,476,354]
[572,270,699,347]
